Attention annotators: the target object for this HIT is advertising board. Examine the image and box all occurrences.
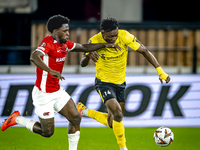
[0,74,199,127]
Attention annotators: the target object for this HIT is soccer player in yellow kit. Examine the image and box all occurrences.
[77,17,170,150]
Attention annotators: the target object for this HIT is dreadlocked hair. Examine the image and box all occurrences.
[100,17,118,32]
[47,14,70,33]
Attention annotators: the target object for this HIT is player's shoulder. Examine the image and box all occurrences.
[42,36,54,43]
[118,29,131,37]
[89,32,102,42]
[118,29,134,42]
[40,36,54,46]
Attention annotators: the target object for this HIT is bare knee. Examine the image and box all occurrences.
[113,110,123,122]
[42,129,54,138]
[69,112,81,126]
[41,124,54,138]
[107,110,123,128]
[105,99,124,123]
[38,117,54,138]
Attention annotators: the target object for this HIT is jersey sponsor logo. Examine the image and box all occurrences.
[100,51,125,60]
[40,42,47,47]
[57,49,61,53]
[56,57,65,62]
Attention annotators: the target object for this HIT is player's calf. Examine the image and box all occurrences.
[113,110,123,122]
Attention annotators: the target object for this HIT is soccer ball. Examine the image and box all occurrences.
[153,126,174,147]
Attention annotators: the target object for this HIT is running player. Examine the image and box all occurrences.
[77,17,171,150]
[1,15,121,150]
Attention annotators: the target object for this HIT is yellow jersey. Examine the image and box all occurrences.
[88,30,141,84]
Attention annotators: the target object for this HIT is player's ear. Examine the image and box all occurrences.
[53,29,58,35]
[101,30,105,36]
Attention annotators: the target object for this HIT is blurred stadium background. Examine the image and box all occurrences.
[0,0,200,149]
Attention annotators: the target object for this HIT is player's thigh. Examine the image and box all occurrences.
[105,98,123,121]
[58,98,81,123]
[119,102,125,114]
[105,98,122,114]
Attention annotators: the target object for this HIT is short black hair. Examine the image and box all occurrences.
[47,14,70,33]
[100,17,118,32]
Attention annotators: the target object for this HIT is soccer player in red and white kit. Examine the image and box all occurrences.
[1,15,121,150]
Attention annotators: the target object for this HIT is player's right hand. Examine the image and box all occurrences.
[88,52,100,62]
[159,75,170,84]
[49,70,65,81]
[156,66,170,84]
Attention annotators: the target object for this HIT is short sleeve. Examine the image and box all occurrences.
[66,40,76,50]
[36,38,52,55]
[123,30,141,51]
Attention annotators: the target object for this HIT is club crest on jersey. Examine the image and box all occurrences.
[101,54,106,60]
[40,42,46,47]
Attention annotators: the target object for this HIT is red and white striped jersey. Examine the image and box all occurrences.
[34,36,76,93]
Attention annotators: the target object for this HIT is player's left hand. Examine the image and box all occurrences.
[159,75,170,84]
[88,51,100,62]
[49,70,65,81]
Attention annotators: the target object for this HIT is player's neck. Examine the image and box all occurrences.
[51,34,61,43]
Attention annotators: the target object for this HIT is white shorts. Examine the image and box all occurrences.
[32,86,71,119]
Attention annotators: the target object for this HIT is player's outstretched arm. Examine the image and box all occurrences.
[72,43,121,52]
[80,40,101,67]
[136,44,171,84]
[30,51,65,80]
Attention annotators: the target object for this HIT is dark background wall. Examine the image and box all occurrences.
[0,0,199,46]
[0,0,199,65]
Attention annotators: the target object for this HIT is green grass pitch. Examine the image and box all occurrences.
[0,127,199,150]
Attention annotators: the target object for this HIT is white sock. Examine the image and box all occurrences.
[15,116,36,132]
[120,147,128,150]
[81,108,89,117]
[68,131,80,150]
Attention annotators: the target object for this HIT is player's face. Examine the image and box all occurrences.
[102,28,118,43]
[57,24,70,44]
